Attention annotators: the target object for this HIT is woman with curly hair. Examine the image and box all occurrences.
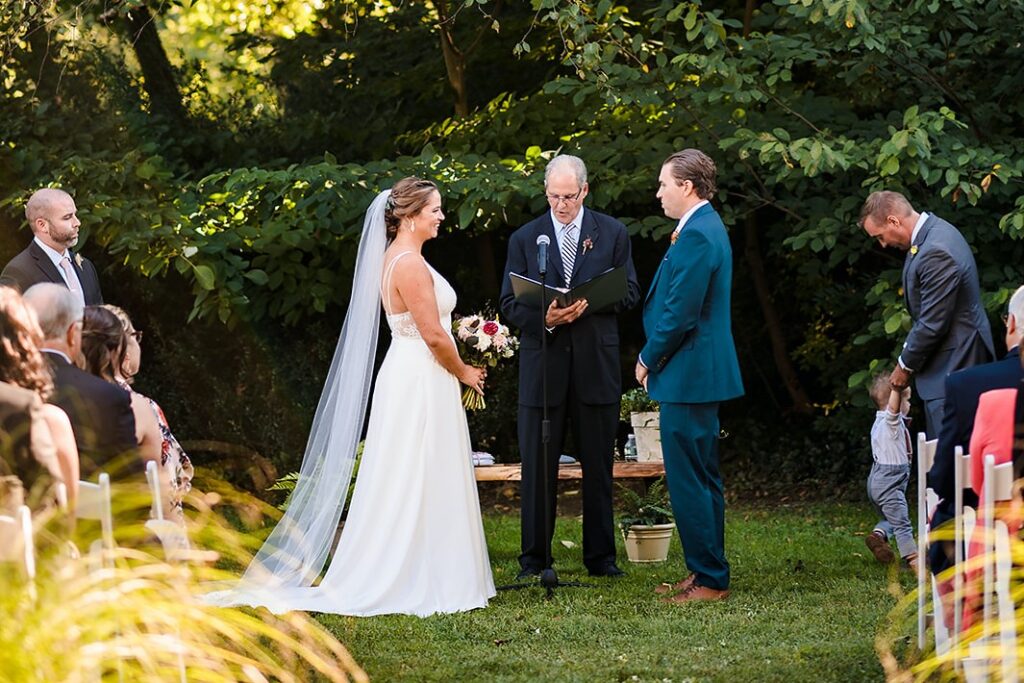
[0,286,79,509]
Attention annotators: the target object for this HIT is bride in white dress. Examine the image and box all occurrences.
[206,178,496,616]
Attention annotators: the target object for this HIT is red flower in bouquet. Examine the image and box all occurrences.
[452,313,519,410]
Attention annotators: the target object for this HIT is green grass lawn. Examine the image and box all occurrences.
[317,504,916,682]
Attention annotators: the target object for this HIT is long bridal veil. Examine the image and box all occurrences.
[207,190,390,601]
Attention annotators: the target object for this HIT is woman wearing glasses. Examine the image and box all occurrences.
[104,305,193,528]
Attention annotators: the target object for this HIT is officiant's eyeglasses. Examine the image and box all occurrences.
[545,188,583,205]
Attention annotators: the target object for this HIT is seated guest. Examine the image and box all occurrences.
[927,284,1024,576]
[104,305,193,524]
[0,287,79,510]
[960,376,1024,629]
[79,306,161,476]
[22,284,136,477]
[0,380,62,512]
[0,188,103,304]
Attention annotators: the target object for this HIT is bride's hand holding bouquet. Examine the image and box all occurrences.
[452,313,519,410]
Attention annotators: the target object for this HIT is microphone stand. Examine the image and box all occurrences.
[498,239,589,598]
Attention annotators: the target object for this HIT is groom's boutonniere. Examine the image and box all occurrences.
[670,229,681,245]
[910,245,919,256]
[74,253,83,268]
[581,236,594,254]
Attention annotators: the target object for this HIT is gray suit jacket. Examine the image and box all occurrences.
[901,214,994,400]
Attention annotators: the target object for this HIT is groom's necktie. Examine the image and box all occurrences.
[560,223,578,287]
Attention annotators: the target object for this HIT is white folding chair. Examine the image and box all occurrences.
[55,482,68,512]
[917,434,939,649]
[0,504,35,583]
[994,516,1018,682]
[144,460,189,562]
[954,447,977,653]
[146,460,164,521]
[981,456,1014,629]
[77,473,114,558]
[979,453,1017,682]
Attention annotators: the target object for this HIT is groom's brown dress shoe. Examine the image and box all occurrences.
[661,583,730,604]
[654,573,696,595]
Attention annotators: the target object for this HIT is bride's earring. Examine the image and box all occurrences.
[406,221,416,233]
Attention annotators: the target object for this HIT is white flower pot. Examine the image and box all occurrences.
[630,411,662,461]
[622,523,675,563]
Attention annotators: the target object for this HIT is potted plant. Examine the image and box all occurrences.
[620,388,661,461]
[617,477,675,563]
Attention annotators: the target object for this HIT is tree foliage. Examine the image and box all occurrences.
[2,0,1023,473]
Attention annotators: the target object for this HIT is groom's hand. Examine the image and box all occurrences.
[545,299,587,327]
[635,361,648,390]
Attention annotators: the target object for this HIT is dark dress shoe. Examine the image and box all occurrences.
[516,566,542,580]
[588,563,625,577]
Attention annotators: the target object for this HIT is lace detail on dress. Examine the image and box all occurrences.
[387,312,422,339]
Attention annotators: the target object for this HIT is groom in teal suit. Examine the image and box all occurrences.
[635,149,744,603]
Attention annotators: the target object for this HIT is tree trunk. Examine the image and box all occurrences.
[124,4,187,125]
[23,17,61,105]
[434,0,470,118]
[736,0,812,413]
[432,0,501,298]
[743,214,813,414]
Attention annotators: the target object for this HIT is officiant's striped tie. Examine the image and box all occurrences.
[561,223,578,286]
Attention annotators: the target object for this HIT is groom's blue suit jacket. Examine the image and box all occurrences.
[641,203,744,404]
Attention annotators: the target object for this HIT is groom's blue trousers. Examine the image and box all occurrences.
[660,401,729,591]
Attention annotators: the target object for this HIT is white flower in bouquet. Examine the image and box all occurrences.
[473,333,493,352]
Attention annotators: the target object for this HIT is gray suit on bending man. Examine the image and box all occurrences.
[859,190,994,434]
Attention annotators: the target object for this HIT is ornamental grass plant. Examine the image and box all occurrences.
[0,483,366,683]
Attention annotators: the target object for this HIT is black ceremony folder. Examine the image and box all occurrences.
[509,266,628,313]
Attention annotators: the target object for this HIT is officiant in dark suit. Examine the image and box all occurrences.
[1,188,104,305]
[500,155,640,579]
[859,190,993,434]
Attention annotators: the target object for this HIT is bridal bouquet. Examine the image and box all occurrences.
[452,312,519,410]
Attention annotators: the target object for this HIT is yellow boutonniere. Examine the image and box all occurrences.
[670,230,680,245]
[910,245,919,255]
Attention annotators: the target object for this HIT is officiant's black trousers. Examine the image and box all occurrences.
[517,399,618,572]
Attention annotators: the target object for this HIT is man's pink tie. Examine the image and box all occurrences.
[59,255,85,307]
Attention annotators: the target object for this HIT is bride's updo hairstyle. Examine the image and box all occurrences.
[384,177,439,240]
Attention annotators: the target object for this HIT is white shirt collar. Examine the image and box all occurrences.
[672,200,710,235]
[41,348,73,364]
[549,205,585,232]
[910,212,929,246]
[33,236,69,266]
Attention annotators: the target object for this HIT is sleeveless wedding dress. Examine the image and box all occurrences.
[215,253,495,617]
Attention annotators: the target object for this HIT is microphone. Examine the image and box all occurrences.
[536,234,550,275]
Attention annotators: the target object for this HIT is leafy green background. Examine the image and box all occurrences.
[2,0,1022,495]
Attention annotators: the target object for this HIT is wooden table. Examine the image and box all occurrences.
[474,461,665,482]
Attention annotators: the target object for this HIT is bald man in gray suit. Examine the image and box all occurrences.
[859,190,994,434]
